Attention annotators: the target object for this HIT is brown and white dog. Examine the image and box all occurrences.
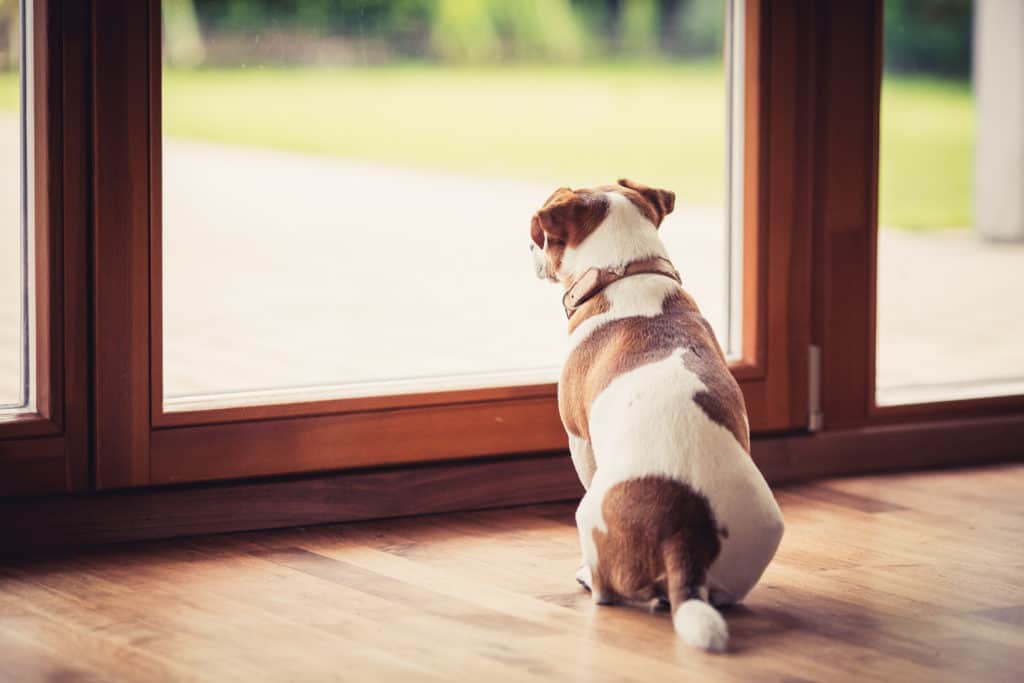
[529,179,784,652]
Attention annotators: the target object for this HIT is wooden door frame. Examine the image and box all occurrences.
[814,0,1024,429]
[0,0,90,496]
[88,0,815,488]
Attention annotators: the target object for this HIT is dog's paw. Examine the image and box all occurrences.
[575,564,593,592]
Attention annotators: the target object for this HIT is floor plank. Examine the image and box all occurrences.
[1,463,1022,682]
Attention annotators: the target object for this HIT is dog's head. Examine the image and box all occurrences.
[529,179,676,282]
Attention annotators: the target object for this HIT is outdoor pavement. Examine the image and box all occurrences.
[1,116,21,407]
[875,227,1024,404]
[1,116,1022,409]
[158,138,729,407]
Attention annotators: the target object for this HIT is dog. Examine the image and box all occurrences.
[529,179,784,652]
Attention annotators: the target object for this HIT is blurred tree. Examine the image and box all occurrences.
[164,0,206,67]
[491,0,583,61]
[620,0,656,56]
[172,0,971,74]
[432,0,582,63]
[606,0,623,48]
[657,0,683,53]
[568,0,620,54]
[430,0,500,62]
[884,0,972,78]
[0,0,19,71]
[571,0,722,59]
[676,0,723,57]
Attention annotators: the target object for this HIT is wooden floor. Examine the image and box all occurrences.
[1,464,1022,682]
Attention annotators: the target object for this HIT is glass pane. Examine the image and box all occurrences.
[877,0,1024,405]
[162,0,743,409]
[0,0,25,410]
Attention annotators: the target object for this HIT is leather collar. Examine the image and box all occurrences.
[562,256,681,320]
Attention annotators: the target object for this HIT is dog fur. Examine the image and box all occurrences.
[530,180,784,652]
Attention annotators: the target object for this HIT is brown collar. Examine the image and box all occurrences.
[562,256,681,319]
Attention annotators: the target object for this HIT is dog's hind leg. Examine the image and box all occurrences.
[588,568,620,606]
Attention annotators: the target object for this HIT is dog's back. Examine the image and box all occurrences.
[565,276,782,651]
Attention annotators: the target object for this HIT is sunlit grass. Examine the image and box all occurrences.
[0,73,15,110]
[160,62,729,206]
[0,66,975,227]
[879,77,973,228]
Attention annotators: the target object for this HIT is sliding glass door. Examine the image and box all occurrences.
[158,0,746,413]
[1,0,26,412]
[0,0,90,495]
[876,0,1024,407]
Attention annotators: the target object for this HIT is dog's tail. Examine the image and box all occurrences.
[663,535,728,652]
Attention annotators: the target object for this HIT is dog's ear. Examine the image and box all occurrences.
[617,178,676,228]
[533,188,609,246]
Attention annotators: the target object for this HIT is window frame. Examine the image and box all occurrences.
[814,0,1024,430]
[84,0,814,488]
[0,0,90,495]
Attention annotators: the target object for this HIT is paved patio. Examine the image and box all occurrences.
[1,118,1022,409]
[1,116,21,407]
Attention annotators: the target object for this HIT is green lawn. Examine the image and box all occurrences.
[0,65,974,228]
[879,77,973,228]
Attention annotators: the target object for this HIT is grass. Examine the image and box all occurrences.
[0,64,974,228]
[160,62,729,206]
[879,77,974,228]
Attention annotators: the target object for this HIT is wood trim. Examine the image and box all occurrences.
[59,0,92,491]
[157,366,770,430]
[151,396,568,484]
[814,0,883,429]
[735,0,814,432]
[91,0,151,488]
[754,413,1024,485]
[870,394,1024,424]
[4,417,1021,550]
[32,0,54,422]
[740,0,764,373]
[155,383,560,429]
[149,0,163,433]
[0,0,59,437]
[0,0,90,495]
[1,452,584,550]
[0,412,60,438]
[0,435,67,497]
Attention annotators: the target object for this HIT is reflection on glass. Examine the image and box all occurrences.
[162,0,741,408]
[877,0,1024,405]
[0,0,23,410]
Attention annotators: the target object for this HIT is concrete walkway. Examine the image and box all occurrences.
[158,138,729,406]
[875,227,1024,404]
[1,118,1022,409]
[1,116,21,407]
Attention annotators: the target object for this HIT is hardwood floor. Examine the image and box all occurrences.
[1,464,1022,682]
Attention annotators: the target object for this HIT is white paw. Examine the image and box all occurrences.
[575,564,593,592]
